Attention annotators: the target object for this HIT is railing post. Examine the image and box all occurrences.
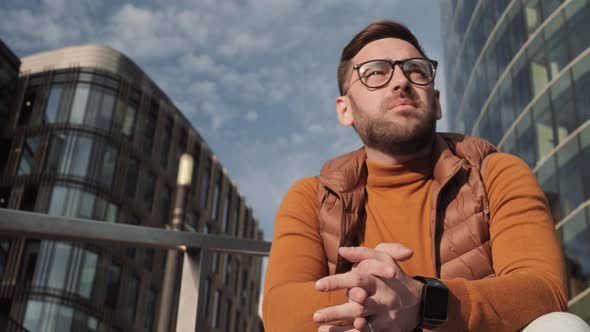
[158,154,193,332]
[175,248,203,332]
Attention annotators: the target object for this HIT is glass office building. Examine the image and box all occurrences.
[0,39,20,131]
[441,0,590,323]
[0,43,264,331]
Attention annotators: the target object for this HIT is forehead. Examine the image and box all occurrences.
[353,38,422,64]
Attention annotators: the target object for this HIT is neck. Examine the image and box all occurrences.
[364,142,433,165]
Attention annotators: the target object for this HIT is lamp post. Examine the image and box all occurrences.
[157,153,193,332]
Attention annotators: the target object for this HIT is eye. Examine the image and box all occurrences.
[362,69,386,79]
[360,61,390,79]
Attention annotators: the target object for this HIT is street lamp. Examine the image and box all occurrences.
[158,153,193,332]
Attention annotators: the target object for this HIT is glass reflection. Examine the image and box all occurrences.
[44,84,63,123]
[551,72,577,143]
[24,300,101,332]
[560,207,590,298]
[17,136,40,176]
[31,241,98,299]
[556,138,584,218]
[532,94,555,161]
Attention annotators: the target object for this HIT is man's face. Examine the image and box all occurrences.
[336,38,442,155]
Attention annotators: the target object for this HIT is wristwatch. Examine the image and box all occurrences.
[412,276,449,330]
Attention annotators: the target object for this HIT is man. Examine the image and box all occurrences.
[263,20,589,331]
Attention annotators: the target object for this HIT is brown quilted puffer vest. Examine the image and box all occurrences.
[316,133,497,279]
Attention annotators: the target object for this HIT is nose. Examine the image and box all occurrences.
[390,63,410,91]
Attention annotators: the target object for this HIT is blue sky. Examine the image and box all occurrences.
[1,0,448,241]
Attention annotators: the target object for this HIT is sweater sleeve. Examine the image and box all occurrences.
[439,153,568,331]
[262,177,348,332]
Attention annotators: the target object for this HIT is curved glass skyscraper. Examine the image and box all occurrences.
[441,0,590,322]
[0,44,264,331]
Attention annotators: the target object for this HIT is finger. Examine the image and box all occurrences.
[375,243,414,261]
[355,258,397,279]
[338,246,393,264]
[347,287,369,304]
[316,271,376,293]
[318,325,359,332]
[313,301,374,323]
[353,317,368,331]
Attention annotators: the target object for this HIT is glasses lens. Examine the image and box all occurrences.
[358,60,392,88]
[402,59,435,85]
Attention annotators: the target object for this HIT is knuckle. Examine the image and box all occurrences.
[354,303,368,317]
[352,272,364,287]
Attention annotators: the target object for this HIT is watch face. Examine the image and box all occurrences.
[425,286,448,320]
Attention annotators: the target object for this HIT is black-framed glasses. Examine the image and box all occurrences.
[346,57,438,94]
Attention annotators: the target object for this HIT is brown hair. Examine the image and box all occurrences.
[337,20,426,95]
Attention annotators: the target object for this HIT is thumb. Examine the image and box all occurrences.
[375,243,413,261]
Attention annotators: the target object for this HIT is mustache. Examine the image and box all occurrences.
[381,90,422,110]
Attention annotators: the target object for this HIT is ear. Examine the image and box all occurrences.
[434,89,442,120]
[336,95,354,127]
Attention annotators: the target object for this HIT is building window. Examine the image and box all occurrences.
[581,126,590,203]
[104,262,121,308]
[515,111,537,168]
[202,278,211,319]
[223,255,232,287]
[544,13,571,80]
[559,206,590,299]
[17,136,40,176]
[532,94,556,162]
[160,185,171,225]
[566,0,590,57]
[24,299,102,332]
[143,171,156,211]
[48,185,118,222]
[536,155,560,222]
[0,139,13,178]
[44,84,63,123]
[70,83,90,124]
[211,171,222,223]
[19,184,38,211]
[30,241,98,299]
[160,115,174,168]
[212,289,221,328]
[18,87,38,126]
[125,158,139,198]
[556,138,584,218]
[551,72,577,144]
[144,288,157,332]
[144,248,154,271]
[126,275,139,322]
[142,100,158,155]
[24,300,74,331]
[200,158,211,209]
[573,54,590,127]
[222,192,231,232]
[45,133,91,178]
[0,240,11,280]
[112,97,137,140]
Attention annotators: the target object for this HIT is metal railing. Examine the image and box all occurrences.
[0,208,271,332]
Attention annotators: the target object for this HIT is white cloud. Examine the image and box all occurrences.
[190,81,219,102]
[245,111,258,121]
[180,53,217,74]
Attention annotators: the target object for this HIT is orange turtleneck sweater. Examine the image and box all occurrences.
[263,153,566,332]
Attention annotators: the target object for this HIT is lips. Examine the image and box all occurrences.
[389,98,416,109]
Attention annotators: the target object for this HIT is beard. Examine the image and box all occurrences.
[350,91,437,156]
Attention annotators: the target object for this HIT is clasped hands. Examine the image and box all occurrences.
[313,243,424,332]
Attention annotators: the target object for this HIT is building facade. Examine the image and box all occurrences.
[0,43,263,331]
[441,0,590,323]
